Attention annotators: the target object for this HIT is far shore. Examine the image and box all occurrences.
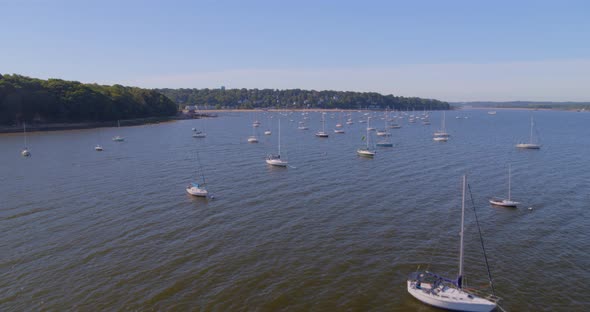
[3,106,585,134]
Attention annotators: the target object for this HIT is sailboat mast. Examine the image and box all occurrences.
[508,164,512,200]
[530,116,534,144]
[366,117,370,148]
[23,122,27,147]
[458,175,466,288]
[278,118,281,156]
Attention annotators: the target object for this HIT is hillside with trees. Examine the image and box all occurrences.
[0,74,178,125]
[157,88,449,111]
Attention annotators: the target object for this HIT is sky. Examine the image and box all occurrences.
[1,0,589,102]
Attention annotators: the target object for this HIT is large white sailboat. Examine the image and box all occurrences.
[186,149,209,197]
[21,122,31,157]
[357,117,376,157]
[407,175,498,312]
[266,119,288,167]
[516,115,541,149]
[433,111,450,139]
[490,165,519,207]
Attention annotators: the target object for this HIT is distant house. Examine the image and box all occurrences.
[182,105,197,114]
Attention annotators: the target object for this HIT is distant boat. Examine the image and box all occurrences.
[433,111,450,139]
[264,130,272,135]
[334,129,345,134]
[488,111,497,115]
[193,130,206,138]
[407,175,498,312]
[376,115,393,147]
[516,115,541,149]
[112,120,125,142]
[298,121,309,130]
[95,144,103,151]
[315,113,329,137]
[490,164,519,208]
[21,122,31,157]
[357,117,376,157]
[248,116,259,143]
[266,119,288,167]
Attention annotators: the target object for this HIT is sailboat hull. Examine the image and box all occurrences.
[489,199,518,207]
[356,149,375,157]
[186,186,208,197]
[266,159,288,167]
[407,280,496,312]
[515,143,541,149]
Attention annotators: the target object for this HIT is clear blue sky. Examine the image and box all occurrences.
[1,0,589,101]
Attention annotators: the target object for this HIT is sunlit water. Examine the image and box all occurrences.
[1,110,589,311]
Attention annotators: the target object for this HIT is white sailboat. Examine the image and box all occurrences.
[490,165,519,207]
[186,149,209,197]
[407,175,498,312]
[376,114,393,147]
[21,122,31,157]
[298,121,309,130]
[192,121,207,138]
[516,115,541,149]
[315,113,329,137]
[248,114,259,143]
[357,117,376,157]
[433,111,450,139]
[112,120,125,142]
[266,119,288,167]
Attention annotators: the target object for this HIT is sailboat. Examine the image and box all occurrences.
[433,111,450,140]
[490,165,519,207]
[407,175,498,312]
[248,114,259,143]
[315,113,329,137]
[21,122,31,157]
[298,121,309,130]
[266,119,288,167]
[516,115,541,149]
[112,120,125,142]
[357,117,376,157]
[186,149,209,197]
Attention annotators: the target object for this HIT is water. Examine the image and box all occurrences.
[1,110,589,311]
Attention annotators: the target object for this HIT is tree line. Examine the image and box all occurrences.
[0,74,178,125]
[156,88,449,111]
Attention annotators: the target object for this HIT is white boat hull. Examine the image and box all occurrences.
[266,159,288,167]
[21,149,31,157]
[433,137,448,142]
[515,143,541,149]
[489,198,518,207]
[186,186,208,197]
[248,137,259,143]
[407,281,496,312]
[315,132,329,137]
[357,149,375,157]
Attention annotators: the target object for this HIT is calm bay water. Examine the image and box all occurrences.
[1,110,589,311]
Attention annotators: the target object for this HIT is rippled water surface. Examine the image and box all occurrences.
[1,110,589,311]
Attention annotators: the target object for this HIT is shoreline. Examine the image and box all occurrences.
[0,116,180,134]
